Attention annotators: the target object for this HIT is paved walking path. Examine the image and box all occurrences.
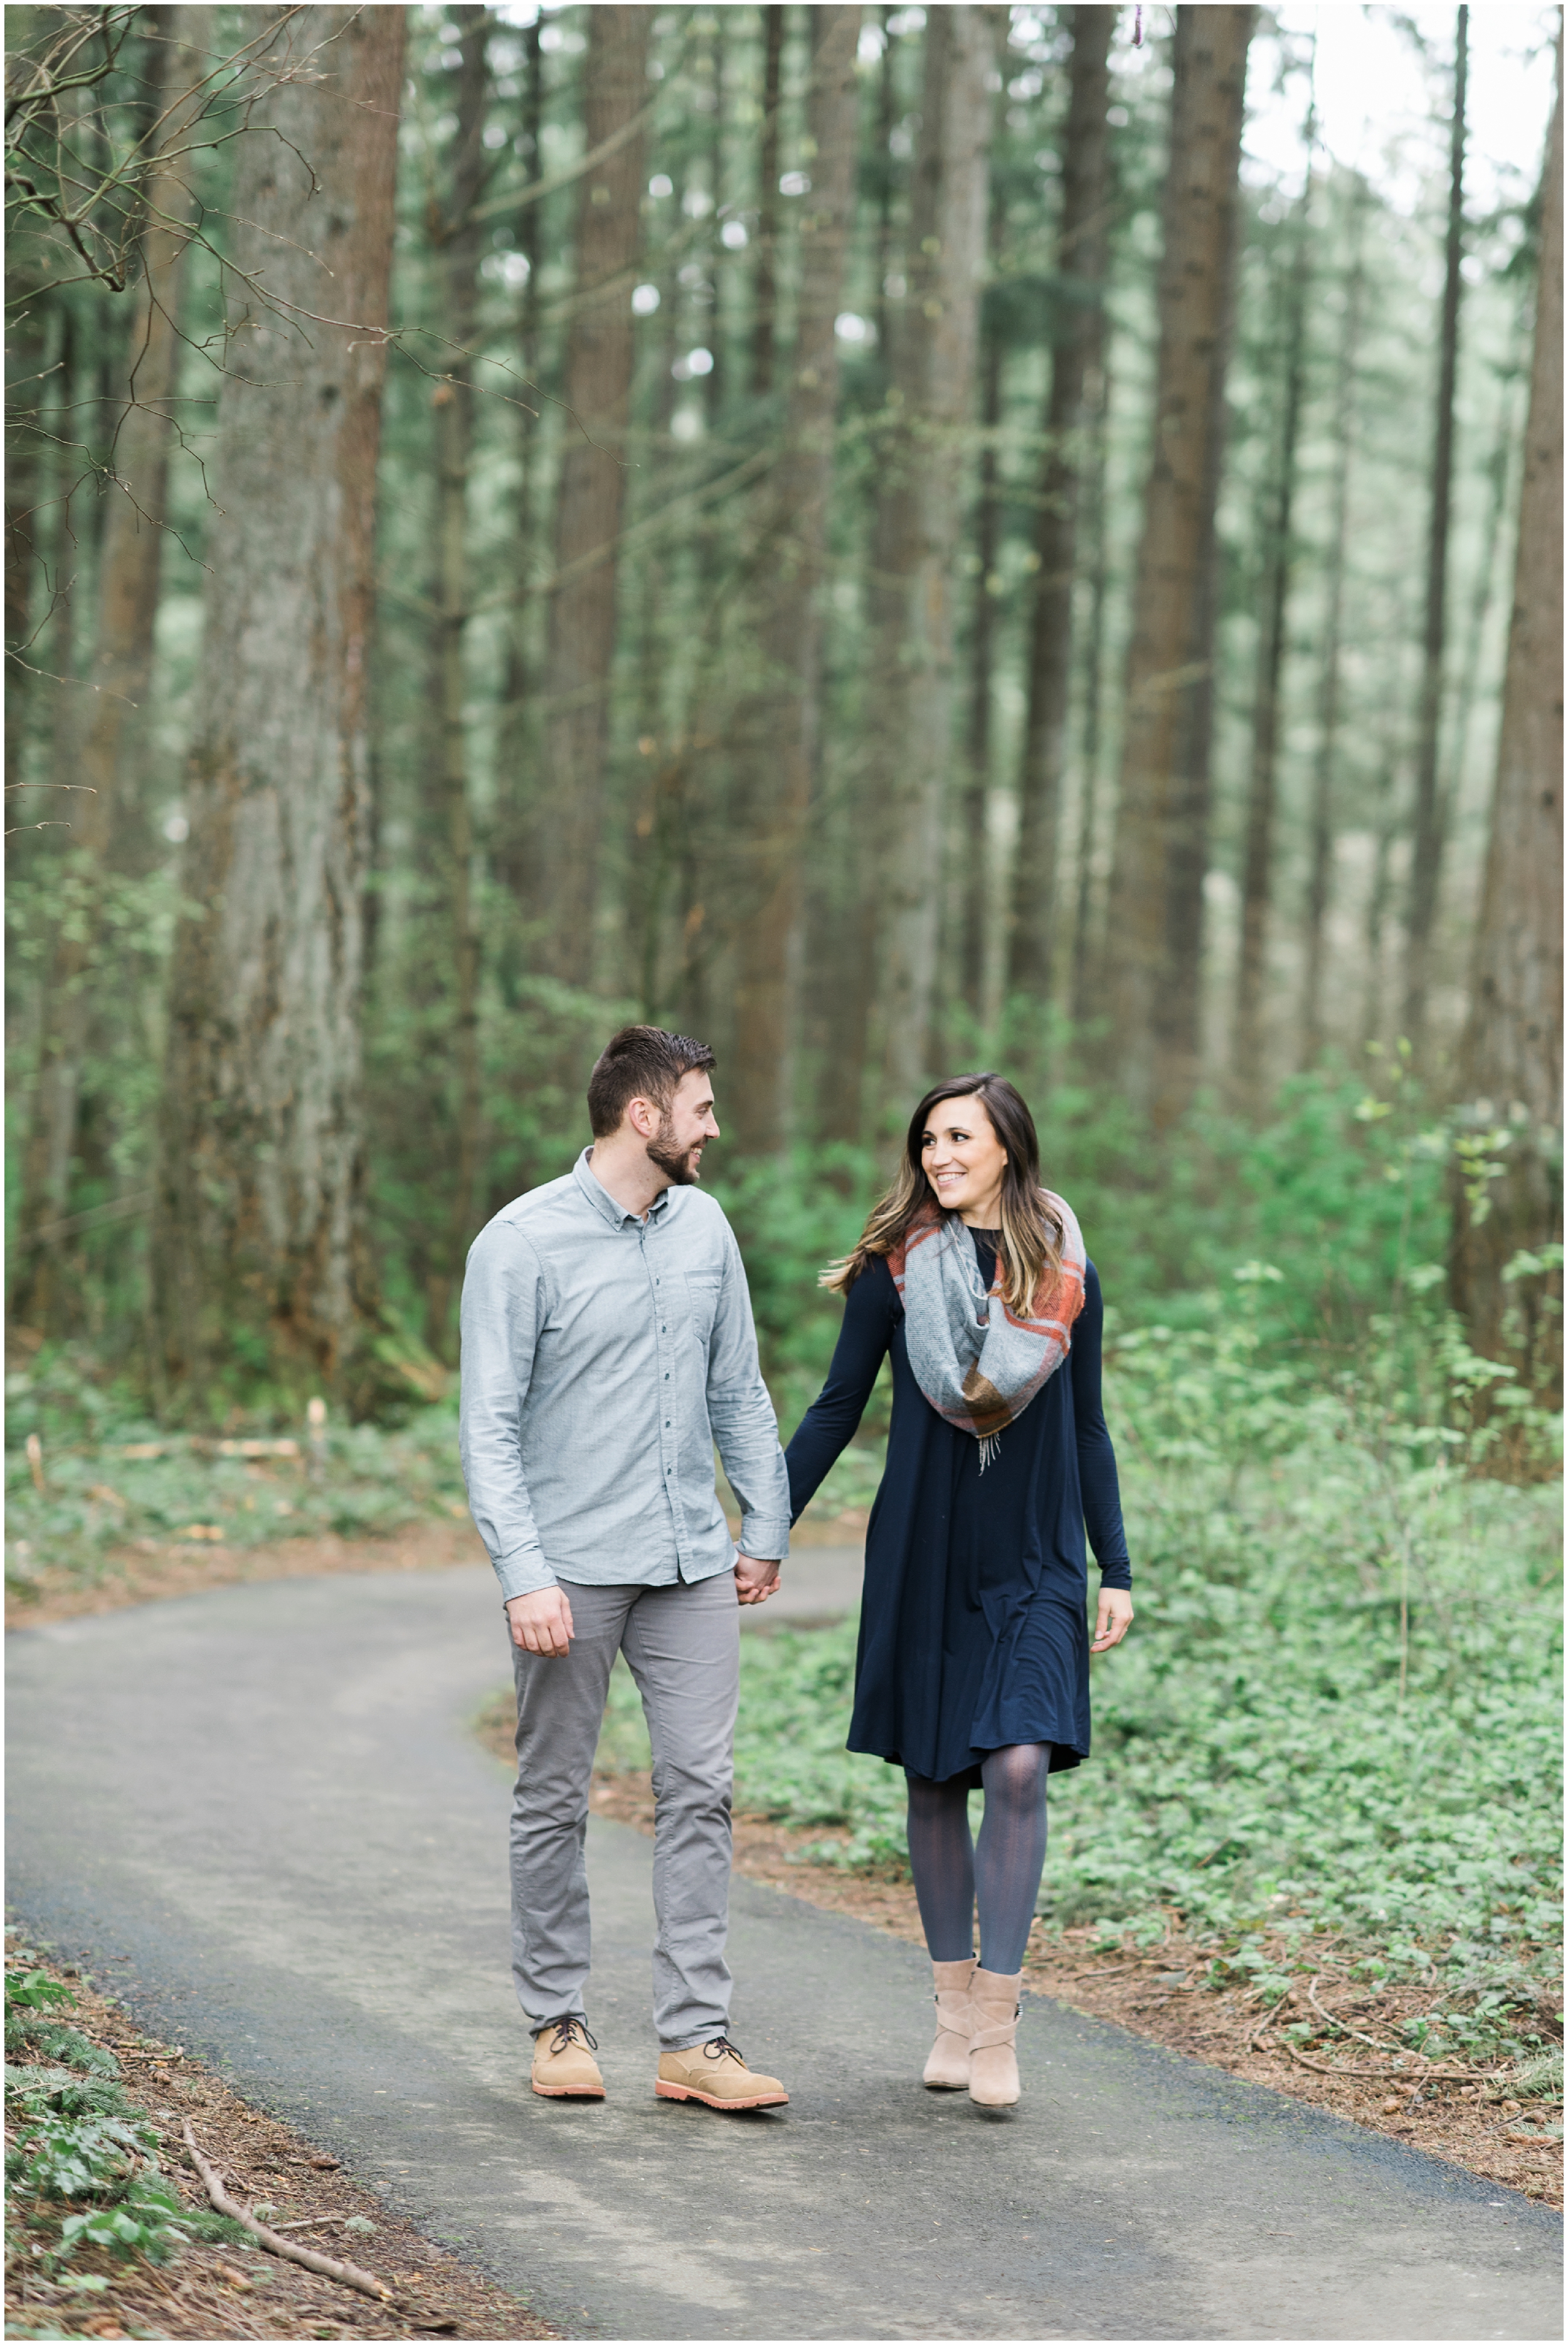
[7,1568,1560,2341]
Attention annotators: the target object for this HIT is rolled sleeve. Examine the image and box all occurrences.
[458,1221,558,1601]
[705,1228,791,1561]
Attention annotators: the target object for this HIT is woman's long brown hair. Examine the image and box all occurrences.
[822,1073,1063,1317]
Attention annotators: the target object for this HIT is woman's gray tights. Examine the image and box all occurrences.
[905,1743,1049,1975]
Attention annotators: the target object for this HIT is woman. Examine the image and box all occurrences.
[784,1074,1133,2110]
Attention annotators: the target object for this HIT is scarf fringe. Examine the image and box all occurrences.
[977,1430,1002,1474]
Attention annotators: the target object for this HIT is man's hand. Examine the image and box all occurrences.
[734,1552,781,1607]
[506,1586,575,1658]
[1091,1587,1133,1654]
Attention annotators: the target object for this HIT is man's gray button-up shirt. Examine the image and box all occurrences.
[458,1149,792,1602]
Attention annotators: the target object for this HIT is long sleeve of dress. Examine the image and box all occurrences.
[783,1260,897,1522]
[1072,1263,1132,1588]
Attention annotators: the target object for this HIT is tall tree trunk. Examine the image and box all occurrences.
[960,224,1004,1022]
[871,5,997,1109]
[534,6,651,989]
[497,15,543,846]
[871,4,897,373]
[1449,31,1562,1412]
[704,17,728,428]
[1402,5,1468,1053]
[1232,95,1313,1097]
[4,268,48,786]
[1009,3,1113,1005]
[424,5,488,1358]
[751,4,785,397]
[10,8,211,1332]
[1300,171,1368,1067]
[817,3,901,1145]
[1069,351,1113,1029]
[150,6,405,1410]
[1442,297,1529,875]
[1105,5,1253,1130]
[728,8,860,1157]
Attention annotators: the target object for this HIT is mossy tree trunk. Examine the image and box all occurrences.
[1449,31,1562,1420]
[151,6,406,1414]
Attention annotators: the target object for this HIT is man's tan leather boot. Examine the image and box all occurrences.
[531,2016,605,2099]
[923,1955,977,2088]
[968,1969,1022,2107]
[655,2034,788,2110]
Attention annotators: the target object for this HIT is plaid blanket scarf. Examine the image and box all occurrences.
[887,1189,1086,1469]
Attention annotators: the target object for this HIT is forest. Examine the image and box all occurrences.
[4,3,1562,2085]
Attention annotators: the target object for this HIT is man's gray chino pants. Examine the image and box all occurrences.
[508,1570,741,2050]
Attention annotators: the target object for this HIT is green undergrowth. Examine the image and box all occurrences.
[4,1350,468,1598]
[3,1952,245,2299]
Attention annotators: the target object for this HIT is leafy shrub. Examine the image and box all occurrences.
[3,1959,245,2277]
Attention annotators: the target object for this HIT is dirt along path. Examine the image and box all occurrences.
[9,1563,1560,2342]
[4,1942,555,2341]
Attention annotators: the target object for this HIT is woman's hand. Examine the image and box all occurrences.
[1091,1586,1133,1653]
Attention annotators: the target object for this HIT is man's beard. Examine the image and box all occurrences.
[647,1117,702,1186]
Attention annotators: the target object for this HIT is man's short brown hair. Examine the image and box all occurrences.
[586,1026,717,1139]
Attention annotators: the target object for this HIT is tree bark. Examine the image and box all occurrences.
[151,6,405,1410]
[1300,171,1368,1067]
[532,6,651,989]
[10,8,211,1331]
[1402,5,1468,1054]
[751,4,786,398]
[960,295,1002,1023]
[1232,101,1313,1097]
[1069,353,1112,1031]
[4,267,48,786]
[728,8,861,1157]
[424,5,488,1358]
[1105,4,1253,1130]
[816,4,902,1144]
[1449,31,1562,1412]
[870,5,997,1109]
[1009,3,1113,1004]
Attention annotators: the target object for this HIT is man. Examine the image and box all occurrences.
[459,1025,792,2110]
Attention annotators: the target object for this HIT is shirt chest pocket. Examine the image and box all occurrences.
[682,1273,723,1347]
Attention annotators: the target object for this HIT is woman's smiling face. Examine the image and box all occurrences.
[920,1094,1009,1226]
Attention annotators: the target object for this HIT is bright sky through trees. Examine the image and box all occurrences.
[1237,5,1557,219]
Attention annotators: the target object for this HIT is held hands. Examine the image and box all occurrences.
[1091,1586,1134,1654]
[506,1585,575,1658]
[734,1551,781,1607]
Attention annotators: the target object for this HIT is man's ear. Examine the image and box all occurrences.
[625,1094,661,1142]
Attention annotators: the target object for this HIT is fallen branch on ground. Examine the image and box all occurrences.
[181,2119,394,2304]
[1282,2043,1505,2083]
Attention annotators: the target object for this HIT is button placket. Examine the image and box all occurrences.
[646,1228,684,1556]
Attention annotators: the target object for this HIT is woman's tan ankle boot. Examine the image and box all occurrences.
[922,1956,977,2088]
[968,1967,1022,2107]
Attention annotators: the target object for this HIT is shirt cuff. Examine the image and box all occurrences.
[736,1513,790,1563]
[493,1545,560,1602]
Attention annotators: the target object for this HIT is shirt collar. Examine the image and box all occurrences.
[573,1146,674,1231]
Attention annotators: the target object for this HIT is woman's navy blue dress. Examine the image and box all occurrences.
[783,1231,1131,1787]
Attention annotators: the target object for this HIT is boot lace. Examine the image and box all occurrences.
[545,2016,598,2055]
[702,2034,746,2066]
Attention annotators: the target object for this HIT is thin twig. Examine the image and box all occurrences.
[181,2120,393,2304]
[1306,1972,1403,2056]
